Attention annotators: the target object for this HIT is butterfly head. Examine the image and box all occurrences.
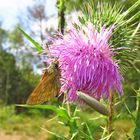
[52,59,59,68]
[48,59,60,74]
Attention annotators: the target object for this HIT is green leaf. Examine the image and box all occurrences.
[117,0,140,22]
[118,10,140,28]
[41,127,68,140]
[135,96,140,101]
[17,104,58,113]
[57,107,70,120]
[18,27,43,52]
[17,104,70,120]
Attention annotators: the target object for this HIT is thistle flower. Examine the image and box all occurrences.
[46,22,123,102]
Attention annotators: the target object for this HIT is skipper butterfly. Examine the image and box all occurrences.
[26,60,61,105]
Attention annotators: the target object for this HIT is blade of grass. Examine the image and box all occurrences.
[85,122,93,139]
[18,27,43,52]
[40,127,68,140]
[70,131,78,140]
[100,132,114,140]
[124,102,135,121]
[79,130,94,140]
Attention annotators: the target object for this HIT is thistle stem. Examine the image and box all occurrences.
[108,89,113,140]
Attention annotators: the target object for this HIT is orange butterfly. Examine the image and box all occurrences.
[26,60,61,105]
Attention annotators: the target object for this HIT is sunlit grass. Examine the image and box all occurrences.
[0,104,135,140]
[0,104,69,139]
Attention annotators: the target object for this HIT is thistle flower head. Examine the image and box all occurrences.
[45,22,123,101]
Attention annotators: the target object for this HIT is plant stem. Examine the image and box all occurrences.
[134,90,140,140]
[57,0,65,35]
[108,89,113,140]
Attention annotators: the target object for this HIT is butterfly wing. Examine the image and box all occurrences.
[26,66,61,105]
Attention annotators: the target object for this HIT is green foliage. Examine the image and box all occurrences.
[63,0,86,12]
[0,105,50,139]
[9,25,24,48]
[123,50,140,111]
[117,88,140,139]
[0,27,8,49]
[133,88,140,140]
[0,104,134,140]
[19,103,94,139]
[0,25,42,108]
[0,49,39,108]
[19,102,113,139]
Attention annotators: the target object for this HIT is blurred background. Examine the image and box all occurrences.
[0,0,140,139]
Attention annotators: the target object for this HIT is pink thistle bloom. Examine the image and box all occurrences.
[46,22,123,101]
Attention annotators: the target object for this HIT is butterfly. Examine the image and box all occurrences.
[26,60,61,105]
